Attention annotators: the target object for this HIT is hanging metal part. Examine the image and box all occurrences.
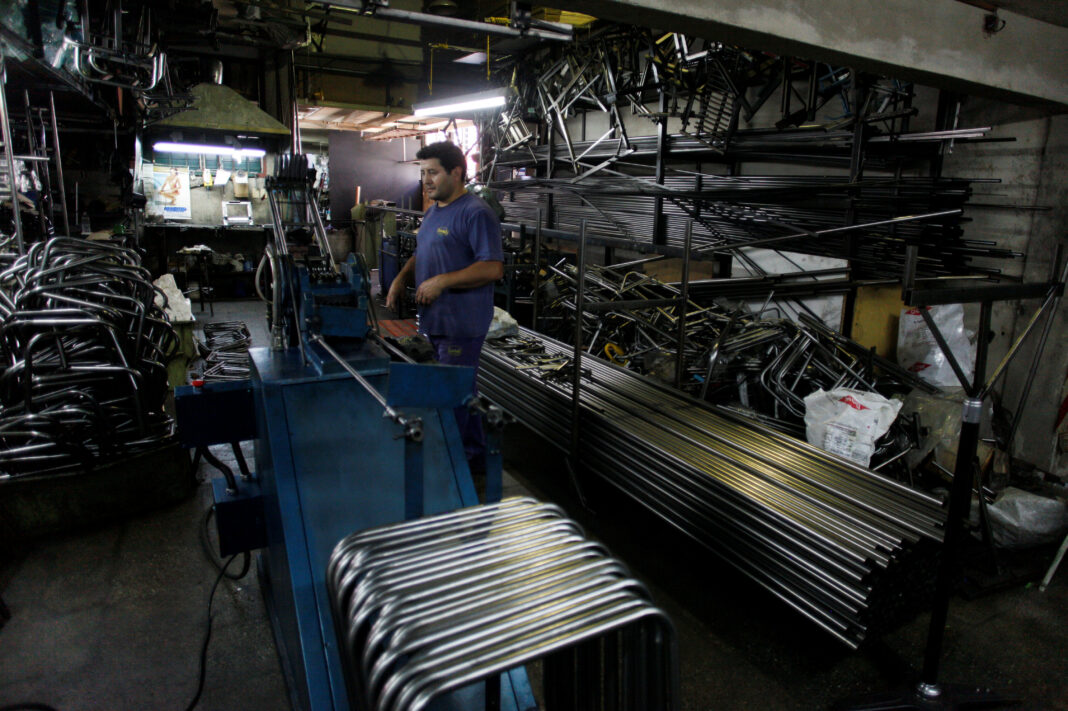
[0,49,25,254]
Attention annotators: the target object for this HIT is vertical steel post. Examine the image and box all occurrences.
[0,52,25,253]
[841,71,868,336]
[570,220,588,460]
[674,220,692,390]
[403,433,424,520]
[921,397,983,687]
[49,92,71,236]
[973,300,992,391]
[806,61,818,122]
[653,92,668,246]
[532,207,542,331]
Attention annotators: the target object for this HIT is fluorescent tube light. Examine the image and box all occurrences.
[153,141,266,158]
[412,88,508,117]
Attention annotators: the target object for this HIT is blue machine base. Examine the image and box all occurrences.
[250,345,535,711]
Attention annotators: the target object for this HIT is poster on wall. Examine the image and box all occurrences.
[151,165,191,220]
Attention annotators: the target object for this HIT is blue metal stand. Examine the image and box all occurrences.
[247,343,534,711]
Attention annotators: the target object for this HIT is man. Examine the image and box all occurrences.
[385,141,503,474]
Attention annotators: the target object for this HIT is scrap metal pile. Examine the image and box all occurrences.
[0,238,178,478]
[479,329,945,647]
[200,321,252,382]
[535,260,933,453]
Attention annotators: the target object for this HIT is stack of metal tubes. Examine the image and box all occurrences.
[328,497,679,711]
[0,238,178,477]
[479,329,946,648]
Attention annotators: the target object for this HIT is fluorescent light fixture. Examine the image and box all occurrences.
[454,52,487,65]
[153,141,266,158]
[412,88,508,117]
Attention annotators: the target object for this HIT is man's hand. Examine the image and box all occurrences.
[385,278,405,311]
[415,275,446,305]
[386,257,417,311]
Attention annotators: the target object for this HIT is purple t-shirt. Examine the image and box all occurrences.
[415,192,503,338]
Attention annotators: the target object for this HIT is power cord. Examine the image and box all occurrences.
[0,704,61,711]
[184,553,241,711]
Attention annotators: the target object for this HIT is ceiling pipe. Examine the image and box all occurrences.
[310,0,573,42]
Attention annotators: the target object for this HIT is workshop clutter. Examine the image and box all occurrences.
[534,261,933,472]
[0,237,179,477]
[897,304,975,387]
[198,321,251,382]
[328,497,679,710]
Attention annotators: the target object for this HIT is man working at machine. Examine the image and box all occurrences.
[385,141,504,476]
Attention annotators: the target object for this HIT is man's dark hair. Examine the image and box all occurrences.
[416,141,467,181]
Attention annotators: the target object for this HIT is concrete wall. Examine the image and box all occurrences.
[567,0,1068,109]
[328,132,422,228]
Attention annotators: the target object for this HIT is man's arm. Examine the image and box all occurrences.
[414,259,503,305]
[385,255,416,311]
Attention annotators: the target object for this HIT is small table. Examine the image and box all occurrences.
[177,246,215,316]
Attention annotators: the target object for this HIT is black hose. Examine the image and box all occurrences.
[184,554,241,711]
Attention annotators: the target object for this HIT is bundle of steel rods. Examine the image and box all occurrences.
[328,497,679,711]
[479,329,945,647]
[0,237,178,478]
[201,321,252,382]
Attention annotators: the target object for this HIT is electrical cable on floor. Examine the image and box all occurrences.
[199,507,251,581]
[184,553,240,711]
[0,704,61,711]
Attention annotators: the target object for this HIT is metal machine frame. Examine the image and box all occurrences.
[176,154,526,711]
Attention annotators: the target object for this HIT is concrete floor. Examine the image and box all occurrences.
[2,298,1067,710]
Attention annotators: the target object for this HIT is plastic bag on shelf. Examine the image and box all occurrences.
[487,306,519,340]
[987,487,1068,549]
[804,388,903,467]
[897,304,975,388]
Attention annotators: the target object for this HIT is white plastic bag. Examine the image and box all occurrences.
[487,306,519,340]
[987,487,1068,549]
[804,388,903,467]
[897,304,974,387]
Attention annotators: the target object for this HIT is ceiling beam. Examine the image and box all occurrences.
[570,0,1068,110]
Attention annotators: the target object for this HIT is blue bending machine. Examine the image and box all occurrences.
[176,253,532,711]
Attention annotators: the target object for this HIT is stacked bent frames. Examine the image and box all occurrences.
[327,497,679,711]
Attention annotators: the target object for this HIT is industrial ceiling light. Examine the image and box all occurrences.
[152,141,267,158]
[412,88,509,117]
